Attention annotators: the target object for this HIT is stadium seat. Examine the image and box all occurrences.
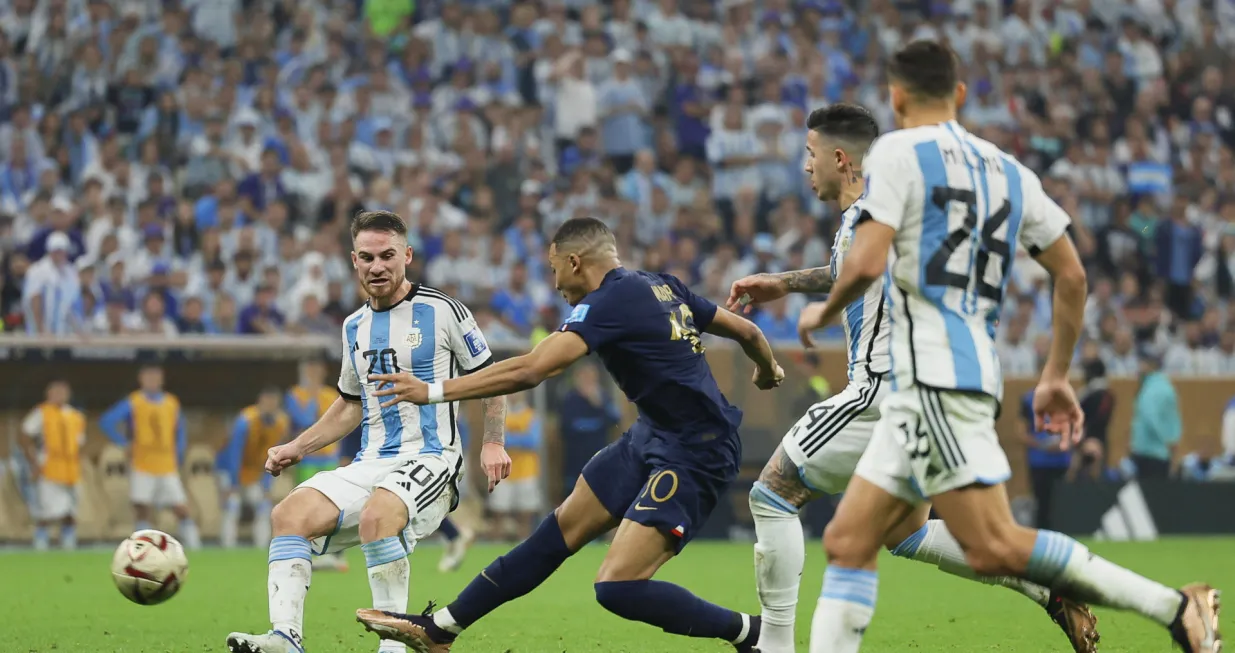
[96,444,135,540]
[183,444,222,540]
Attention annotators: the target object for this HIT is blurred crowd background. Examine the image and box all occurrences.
[0,0,1232,375]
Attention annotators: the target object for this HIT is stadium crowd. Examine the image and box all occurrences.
[1,0,1235,375]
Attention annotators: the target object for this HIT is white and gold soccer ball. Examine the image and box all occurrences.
[110,529,189,605]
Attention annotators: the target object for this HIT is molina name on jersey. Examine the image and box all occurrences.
[831,197,890,383]
[860,120,1070,400]
[337,285,493,461]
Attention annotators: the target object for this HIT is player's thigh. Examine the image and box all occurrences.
[594,518,676,582]
[555,474,624,551]
[277,460,392,543]
[487,478,517,514]
[370,454,459,539]
[780,379,887,501]
[129,471,157,505]
[153,474,189,508]
[37,481,75,521]
[562,433,648,548]
[620,455,735,555]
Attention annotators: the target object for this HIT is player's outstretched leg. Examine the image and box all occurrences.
[592,519,761,652]
[356,476,620,651]
[748,446,816,653]
[227,490,338,653]
[359,489,413,653]
[436,516,475,573]
[886,513,1100,652]
[933,484,1222,653]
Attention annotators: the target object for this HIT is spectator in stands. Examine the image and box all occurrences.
[238,283,286,335]
[99,365,200,549]
[557,363,620,499]
[490,261,537,337]
[1155,207,1204,319]
[22,232,80,335]
[1130,351,1182,480]
[124,292,178,337]
[488,391,542,541]
[752,296,799,344]
[1074,358,1115,481]
[1019,388,1072,530]
[18,380,85,551]
[177,296,210,334]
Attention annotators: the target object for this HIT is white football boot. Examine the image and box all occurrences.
[226,630,305,653]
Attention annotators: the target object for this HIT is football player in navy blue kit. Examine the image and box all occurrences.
[357,217,784,652]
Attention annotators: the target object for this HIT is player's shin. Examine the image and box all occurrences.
[891,519,1048,606]
[61,523,77,550]
[750,482,805,653]
[594,579,759,645]
[268,535,313,647]
[810,567,878,653]
[441,512,573,632]
[1024,530,1183,626]
[362,536,411,653]
[254,499,273,548]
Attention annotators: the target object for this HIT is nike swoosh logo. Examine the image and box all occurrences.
[633,503,656,511]
[481,570,499,587]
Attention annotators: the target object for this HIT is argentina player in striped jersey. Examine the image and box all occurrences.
[728,103,1096,653]
[227,211,513,653]
[802,41,1221,653]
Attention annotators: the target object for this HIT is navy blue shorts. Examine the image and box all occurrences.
[581,422,739,552]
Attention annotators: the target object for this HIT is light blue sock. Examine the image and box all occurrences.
[361,536,408,569]
[33,526,50,551]
[811,567,878,653]
[61,525,77,550]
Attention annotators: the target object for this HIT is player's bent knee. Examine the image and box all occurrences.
[358,488,409,541]
[823,520,879,567]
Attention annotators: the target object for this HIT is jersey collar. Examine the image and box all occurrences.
[369,282,419,313]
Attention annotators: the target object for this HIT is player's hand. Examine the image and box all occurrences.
[369,372,429,407]
[480,442,513,493]
[1032,377,1085,450]
[753,363,785,390]
[726,274,789,314]
[797,301,829,349]
[265,442,303,477]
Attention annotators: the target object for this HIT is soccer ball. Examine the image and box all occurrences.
[110,529,189,605]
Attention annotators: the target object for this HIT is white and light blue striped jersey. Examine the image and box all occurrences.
[337,284,493,462]
[830,197,890,383]
[861,120,1070,399]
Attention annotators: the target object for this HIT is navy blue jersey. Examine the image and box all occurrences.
[559,268,742,442]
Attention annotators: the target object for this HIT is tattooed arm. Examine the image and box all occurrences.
[726,267,835,313]
[479,396,511,492]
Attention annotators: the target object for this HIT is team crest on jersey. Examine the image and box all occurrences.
[840,236,852,254]
[405,328,423,349]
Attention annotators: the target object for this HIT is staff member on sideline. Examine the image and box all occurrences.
[1130,351,1182,480]
[19,380,86,550]
[100,364,201,548]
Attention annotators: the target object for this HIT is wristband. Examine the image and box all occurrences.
[427,381,445,404]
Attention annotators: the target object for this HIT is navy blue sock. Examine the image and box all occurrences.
[447,513,572,628]
[439,517,460,542]
[594,580,754,643]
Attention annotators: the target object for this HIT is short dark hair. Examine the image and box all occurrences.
[351,210,408,240]
[887,40,960,100]
[806,103,880,146]
[551,217,617,258]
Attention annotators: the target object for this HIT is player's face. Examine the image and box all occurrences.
[547,243,587,306]
[803,129,841,201]
[258,392,280,414]
[139,368,163,392]
[47,382,69,405]
[352,229,411,300]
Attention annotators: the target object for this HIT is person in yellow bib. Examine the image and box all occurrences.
[286,359,343,483]
[100,365,201,549]
[219,387,291,549]
[18,380,86,551]
[487,392,544,541]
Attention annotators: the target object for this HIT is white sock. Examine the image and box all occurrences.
[810,566,877,653]
[253,500,273,549]
[1027,530,1183,626]
[433,607,463,634]
[61,525,77,550]
[362,537,410,653]
[750,482,804,653]
[33,526,49,551]
[892,520,1049,606]
[179,518,201,550]
[221,496,240,549]
[268,536,313,647]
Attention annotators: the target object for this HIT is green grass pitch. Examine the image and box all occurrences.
[4,538,1232,652]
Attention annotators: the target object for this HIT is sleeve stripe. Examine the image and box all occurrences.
[419,286,468,322]
[460,357,495,375]
[337,385,362,402]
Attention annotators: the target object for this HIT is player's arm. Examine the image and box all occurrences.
[176,411,188,466]
[726,267,834,313]
[441,331,587,403]
[98,398,133,447]
[704,308,782,386]
[267,397,364,477]
[1022,174,1087,384]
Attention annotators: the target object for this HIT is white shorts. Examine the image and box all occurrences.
[130,472,188,508]
[854,386,1012,504]
[36,480,77,520]
[783,375,889,495]
[298,453,460,556]
[488,477,544,514]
